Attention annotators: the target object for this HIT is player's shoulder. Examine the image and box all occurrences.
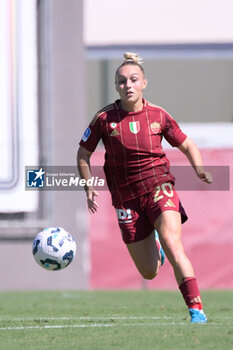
[147,101,174,120]
[147,101,169,114]
[90,103,116,126]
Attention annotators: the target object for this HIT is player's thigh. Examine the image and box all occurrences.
[155,210,182,240]
[154,210,184,258]
[126,230,159,279]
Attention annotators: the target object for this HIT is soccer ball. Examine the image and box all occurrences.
[32,227,76,271]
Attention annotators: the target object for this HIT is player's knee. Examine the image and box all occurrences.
[142,272,156,280]
[140,268,158,280]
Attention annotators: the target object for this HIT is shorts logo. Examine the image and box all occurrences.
[82,127,91,142]
[26,168,45,187]
[164,199,176,207]
[129,121,140,134]
[150,122,161,134]
[116,208,132,223]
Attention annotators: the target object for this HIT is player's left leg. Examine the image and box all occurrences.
[154,210,207,323]
[126,230,162,280]
[154,211,194,284]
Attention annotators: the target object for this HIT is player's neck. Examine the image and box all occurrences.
[120,99,144,113]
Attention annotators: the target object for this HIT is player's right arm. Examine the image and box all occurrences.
[77,145,99,214]
[78,108,108,212]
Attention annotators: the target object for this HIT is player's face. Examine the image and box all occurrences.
[115,65,147,108]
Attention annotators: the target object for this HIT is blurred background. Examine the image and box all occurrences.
[0,0,232,290]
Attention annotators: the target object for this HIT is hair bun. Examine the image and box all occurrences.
[124,52,143,65]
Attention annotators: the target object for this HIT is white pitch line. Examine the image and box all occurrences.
[0,315,233,322]
[0,323,192,331]
[0,324,114,331]
[0,322,229,331]
[0,316,175,322]
[0,315,232,332]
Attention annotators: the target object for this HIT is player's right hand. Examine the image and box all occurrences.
[87,190,99,214]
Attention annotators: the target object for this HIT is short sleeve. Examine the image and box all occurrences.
[162,113,187,147]
[79,115,103,153]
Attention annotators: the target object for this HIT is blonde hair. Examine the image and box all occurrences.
[115,52,145,80]
[123,52,143,65]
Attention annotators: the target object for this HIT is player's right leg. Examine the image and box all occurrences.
[155,230,165,266]
[115,198,163,280]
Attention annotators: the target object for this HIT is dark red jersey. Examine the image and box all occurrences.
[79,99,187,206]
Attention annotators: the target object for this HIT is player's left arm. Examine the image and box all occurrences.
[178,137,213,184]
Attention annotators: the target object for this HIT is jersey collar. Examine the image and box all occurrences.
[114,98,148,115]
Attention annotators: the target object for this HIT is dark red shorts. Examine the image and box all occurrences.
[115,182,188,244]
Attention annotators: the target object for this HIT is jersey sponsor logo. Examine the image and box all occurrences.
[110,129,119,136]
[82,127,91,142]
[129,121,140,134]
[116,208,132,223]
[150,121,161,134]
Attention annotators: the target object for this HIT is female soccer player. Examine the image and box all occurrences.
[77,52,213,323]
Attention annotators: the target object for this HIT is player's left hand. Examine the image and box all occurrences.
[197,170,213,184]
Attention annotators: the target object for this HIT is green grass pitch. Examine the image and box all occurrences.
[0,290,233,349]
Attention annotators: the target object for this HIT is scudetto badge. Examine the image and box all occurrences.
[129,121,140,134]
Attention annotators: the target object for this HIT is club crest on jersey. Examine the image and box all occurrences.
[129,121,140,134]
[150,122,161,134]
